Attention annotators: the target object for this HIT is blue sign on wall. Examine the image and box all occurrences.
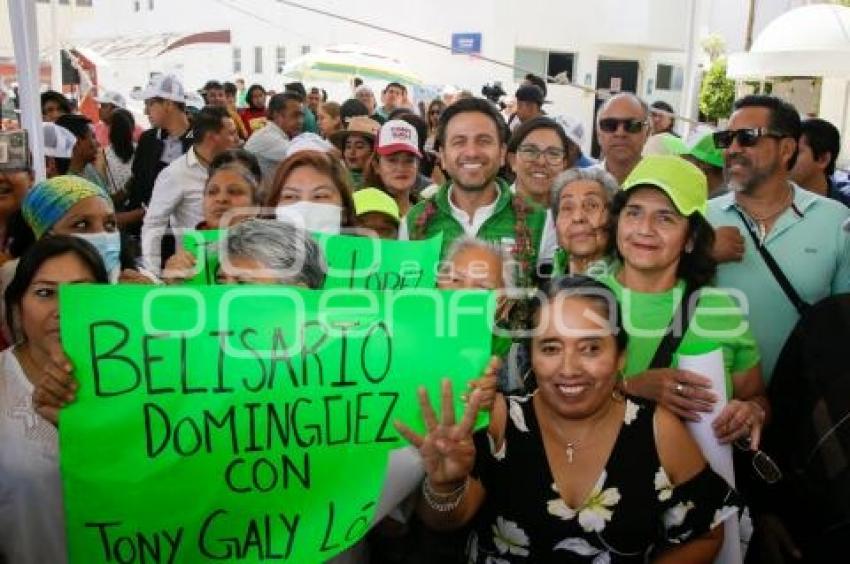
[451,33,482,55]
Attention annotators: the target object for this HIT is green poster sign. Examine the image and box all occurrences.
[182,229,443,289]
[59,285,493,563]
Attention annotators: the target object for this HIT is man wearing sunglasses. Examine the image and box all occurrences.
[706,95,850,561]
[707,95,850,381]
[593,92,650,184]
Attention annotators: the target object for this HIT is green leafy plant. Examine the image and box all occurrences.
[699,58,735,123]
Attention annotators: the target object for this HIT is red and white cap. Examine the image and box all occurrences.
[376,119,421,157]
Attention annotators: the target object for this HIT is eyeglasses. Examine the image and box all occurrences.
[598,118,646,134]
[712,127,783,149]
[517,145,566,165]
[734,438,782,484]
[560,198,607,218]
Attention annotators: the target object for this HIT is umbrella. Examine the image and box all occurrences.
[282,44,421,85]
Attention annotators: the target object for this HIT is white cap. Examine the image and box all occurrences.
[130,73,187,103]
[284,133,335,159]
[42,122,77,159]
[552,115,586,152]
[184,91,205,110]
[376,119,421,157]
[94,90,126,108]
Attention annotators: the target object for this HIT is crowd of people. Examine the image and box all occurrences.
[0,69,849,564]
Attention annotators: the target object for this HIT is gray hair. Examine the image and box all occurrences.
[550,167,620,220]
[597,92,650,122]
[442,236,516,290]
[225,219,326,288]
[205,163,262,205]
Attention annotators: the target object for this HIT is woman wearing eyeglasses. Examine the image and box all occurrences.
[601,155,769,451]
[550,167,620,277]
[507,117,579,208]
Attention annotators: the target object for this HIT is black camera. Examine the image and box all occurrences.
[481,82,506,103]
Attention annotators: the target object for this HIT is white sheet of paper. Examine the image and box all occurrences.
[679,349,741,564]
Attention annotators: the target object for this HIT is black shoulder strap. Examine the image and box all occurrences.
[649,282,698,369]
[733,208,810,316]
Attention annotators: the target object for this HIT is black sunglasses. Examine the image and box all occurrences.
[713,127,784,149]
[598,118,646,134]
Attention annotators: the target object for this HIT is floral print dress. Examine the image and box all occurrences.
[468,394,740,563]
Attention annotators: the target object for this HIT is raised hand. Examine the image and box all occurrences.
[395,379,481,490]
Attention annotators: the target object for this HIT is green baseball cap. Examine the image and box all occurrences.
[686,132,725,169]
[353,187,400,222]
[622,155,708,216]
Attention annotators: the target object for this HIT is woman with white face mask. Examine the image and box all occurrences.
[266,150,356,234]
[19,175,151,285]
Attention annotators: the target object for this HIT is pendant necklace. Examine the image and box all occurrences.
[741,184,794,244]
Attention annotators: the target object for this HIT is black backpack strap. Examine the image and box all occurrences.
[733,208,810,316]
[649,282,698,369]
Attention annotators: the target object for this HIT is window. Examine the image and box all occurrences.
[76,0,93,5]
[301,45,311,55]
[254,46,263,74]
[148,0,154,9]
[514,48,546,82]
[133,0,140,12]
[547,51,575,83]
[276,46,287,73]
[656,64,672,90]
[58,0,70,4]
[655,64,684,91]
[232,47,242,73]
[514,47,575,84]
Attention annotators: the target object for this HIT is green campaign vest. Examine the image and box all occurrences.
[406,179,547,285]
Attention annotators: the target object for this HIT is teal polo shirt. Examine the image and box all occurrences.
[707,184,850,381]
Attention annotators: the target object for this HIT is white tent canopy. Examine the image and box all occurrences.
[727,4,850,78]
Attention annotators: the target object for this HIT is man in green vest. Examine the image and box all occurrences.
[402,97,550,286]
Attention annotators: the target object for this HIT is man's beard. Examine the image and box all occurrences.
[724,156,778,194]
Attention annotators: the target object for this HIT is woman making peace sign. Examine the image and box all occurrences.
[397,276,740,563]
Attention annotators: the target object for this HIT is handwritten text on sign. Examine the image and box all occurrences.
[58,285,492,563]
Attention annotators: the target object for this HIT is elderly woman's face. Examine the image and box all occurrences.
[50,196,117,235]
[532,295,623,420]
[277,166,343,206]
[204,169,256,229]
[509,128,567,202]
[438,246,504,290]
[556,180,610,261]
[19,252,97,357]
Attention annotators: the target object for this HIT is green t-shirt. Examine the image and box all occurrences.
[600,273,761,398]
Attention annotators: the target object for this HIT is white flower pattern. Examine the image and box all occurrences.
[624,399,640,425]
[492,517,530,556]
[545,472,621,533]
[508,398,529,433]
[654,467,673,501]
[663,501,695,529]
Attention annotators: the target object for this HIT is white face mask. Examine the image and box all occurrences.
[275,201,342,234]
[72,231,122,283]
